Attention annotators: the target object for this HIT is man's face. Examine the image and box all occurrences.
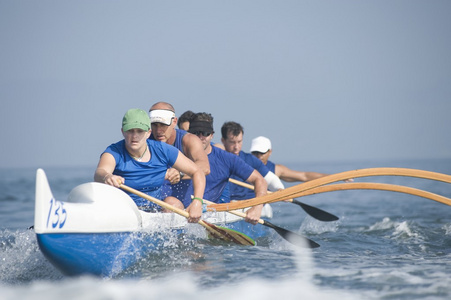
[192,131,214,151]
[149,104,176,143]
[179,121,190,131]
[252,150,271,164]
[222,132,243,155]
[151,119,176,143]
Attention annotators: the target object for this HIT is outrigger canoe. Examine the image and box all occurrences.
[34,168,273,277]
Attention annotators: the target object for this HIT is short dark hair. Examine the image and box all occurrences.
[221,121,243,140]
[190,112,213,124]
[188,112,214,134]
[177,110,194,128]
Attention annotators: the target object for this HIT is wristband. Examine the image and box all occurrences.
[192,197,204,205]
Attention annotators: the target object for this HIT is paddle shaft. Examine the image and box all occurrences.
[208,168,451,211]
[119,184,254,245]
[120,184,191,218]
[202,198,265,225]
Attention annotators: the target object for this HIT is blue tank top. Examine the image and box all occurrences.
[150,129,187,152]
[151,129,191,200]
[179,145,255,207]
[104,139,179,210]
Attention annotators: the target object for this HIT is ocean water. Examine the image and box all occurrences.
[1,159,451,299]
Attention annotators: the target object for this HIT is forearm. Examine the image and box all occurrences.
[94,153,117,184]
[186,169,205,223]
[303,172,328,182]
[195,159,211,176]
[94,168,110,183]
[278,168,328,182]
[191,170,206,199]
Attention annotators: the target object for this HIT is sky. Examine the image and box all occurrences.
[1,0,450,169]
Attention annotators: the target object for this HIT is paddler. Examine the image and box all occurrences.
[148,102,210,202]
[250,135,353,183]
[217,121,285,202]
[177,112,268,225]
[177,110,194,131]
[94,108,205,223]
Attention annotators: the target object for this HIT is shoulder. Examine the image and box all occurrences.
[148,139,179,163]
[148,139,176,153]
[213,147,253,173]
[265,160,277,173]
[147,138,160,148]
[176,129,188,138]
[106,140,125,152]
[181,131,203,148]
[181,131,196,142]
[240,151,263,166]
[267,160,276,168]
[213,143,225,150]
[212,145,235,160]
[240,151,269,175]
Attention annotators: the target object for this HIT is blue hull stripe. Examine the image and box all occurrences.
[36,221,268,276]
[37,232,162,276]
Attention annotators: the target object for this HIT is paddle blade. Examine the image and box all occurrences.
[293,200,339,222]
[263,220,320,248]
[202,221,256,246]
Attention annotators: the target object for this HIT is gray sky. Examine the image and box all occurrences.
[1,0,450,169]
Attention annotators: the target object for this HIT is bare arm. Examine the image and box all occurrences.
[275,164,328,182]
[276,164,353,183]
[94,153,124,187]
[172,151,206,221]
[243,170,268,224]
[182,133,211,175]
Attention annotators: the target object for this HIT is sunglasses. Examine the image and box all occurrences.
[252,150,269,156]
[192,131,213,137]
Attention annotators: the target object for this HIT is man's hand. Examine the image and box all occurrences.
[165,168,182,184]
[186,200,202,223]
[245,204,263,225]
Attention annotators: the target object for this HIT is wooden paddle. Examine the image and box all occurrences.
[120,184,255,246]
[272,182,451,206]
[201,198,320,248]
[207,168,451,211]
[229,178,338,222]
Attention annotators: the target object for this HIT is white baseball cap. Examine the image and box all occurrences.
[250,136,272,153]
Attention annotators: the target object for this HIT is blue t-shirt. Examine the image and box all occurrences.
[228,151,271,200]
[104,139,179,210]
[266,160,276,173]
[179,145,255,207]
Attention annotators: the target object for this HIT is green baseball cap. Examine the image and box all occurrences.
[122,109,151,132]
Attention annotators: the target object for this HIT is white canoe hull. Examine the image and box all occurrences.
[34,169,272,276]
